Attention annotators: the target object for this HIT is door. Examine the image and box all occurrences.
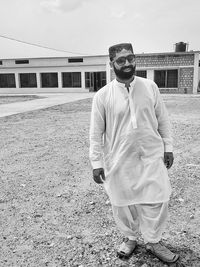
[85,71,106,91]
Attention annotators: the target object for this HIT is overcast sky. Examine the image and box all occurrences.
[0,0,199,58]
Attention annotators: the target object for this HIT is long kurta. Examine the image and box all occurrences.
[89,76,172,206]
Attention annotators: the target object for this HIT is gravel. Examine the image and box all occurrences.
[0,95,199,267]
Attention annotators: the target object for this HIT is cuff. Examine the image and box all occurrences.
[164,144,173,152]
[91,160,103,169]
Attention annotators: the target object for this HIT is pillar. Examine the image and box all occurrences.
[147,69,154,81]
[36,73,41,88]
[15,73,20,89]
[58,72,62,88]
[193,53,199,94]
[81,71,85,89]
[106,59,111,83]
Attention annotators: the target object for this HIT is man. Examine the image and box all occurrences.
[89,43,179,263]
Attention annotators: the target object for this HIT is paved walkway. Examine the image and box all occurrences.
[0,93,199,118]
[0,93,95,118]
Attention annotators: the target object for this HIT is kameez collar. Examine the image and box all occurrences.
[114,76,137,92]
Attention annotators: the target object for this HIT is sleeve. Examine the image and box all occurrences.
[153,84,173,152]
[89,92,106,169]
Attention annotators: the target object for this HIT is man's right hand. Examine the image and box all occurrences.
[93,168,105,184]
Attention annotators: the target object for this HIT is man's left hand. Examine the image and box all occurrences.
[164,152,174,169]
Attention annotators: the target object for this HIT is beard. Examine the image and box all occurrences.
[113,64,136,80]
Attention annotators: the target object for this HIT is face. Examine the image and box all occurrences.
[111,49,136,80]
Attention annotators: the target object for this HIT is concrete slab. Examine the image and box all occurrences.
[0,93,95,118]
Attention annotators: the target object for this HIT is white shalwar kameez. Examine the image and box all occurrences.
[89,76,173,242]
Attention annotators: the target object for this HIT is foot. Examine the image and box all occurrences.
[117,238,137,259]
[146,241,179,263]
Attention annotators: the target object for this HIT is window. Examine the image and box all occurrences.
[41,73,58,88]
[100,72,107,87]
[85,71,106,91]
[167,70,178,88]
[154,70,166,88]
[0,73,16,88]
[62,72,81,87]
[19,73,37,88]
[15,60,29,64]
[68,58,83,63]
[154,69,178,88]
[136,70,147,78]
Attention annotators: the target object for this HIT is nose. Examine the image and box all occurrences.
[124,58,130,66]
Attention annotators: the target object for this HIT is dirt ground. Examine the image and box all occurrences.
[0,95,200,267]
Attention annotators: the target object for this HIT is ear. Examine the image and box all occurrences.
[109,61,114,69]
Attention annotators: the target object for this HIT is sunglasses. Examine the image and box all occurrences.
[113,54,135,66]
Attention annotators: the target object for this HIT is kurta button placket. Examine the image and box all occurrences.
[127,87,137,129]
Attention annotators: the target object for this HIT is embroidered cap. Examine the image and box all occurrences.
[109,43,133,61]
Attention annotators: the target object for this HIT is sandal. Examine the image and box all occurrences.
[117,238,137,259]
[146,241,179,263]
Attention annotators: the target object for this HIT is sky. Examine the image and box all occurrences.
[0,0,199,58]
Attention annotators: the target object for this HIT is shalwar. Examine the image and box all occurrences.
[89,77,173,206]
[112,202,168,243]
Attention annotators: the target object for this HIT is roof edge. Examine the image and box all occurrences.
[0,51,199,60]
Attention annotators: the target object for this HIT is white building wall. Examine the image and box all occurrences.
[0,58,107,93]
[0,55,108,68]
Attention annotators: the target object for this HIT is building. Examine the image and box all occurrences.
[0,55,108,93]
[119,50,200,94]
[0,42,199,94]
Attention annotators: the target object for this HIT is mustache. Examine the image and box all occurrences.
[121,65,134,71]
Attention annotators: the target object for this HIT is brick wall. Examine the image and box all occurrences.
[159,88,179,94]
[109,53,195,93]
[136,54,194,67]
[179,67,194,93]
